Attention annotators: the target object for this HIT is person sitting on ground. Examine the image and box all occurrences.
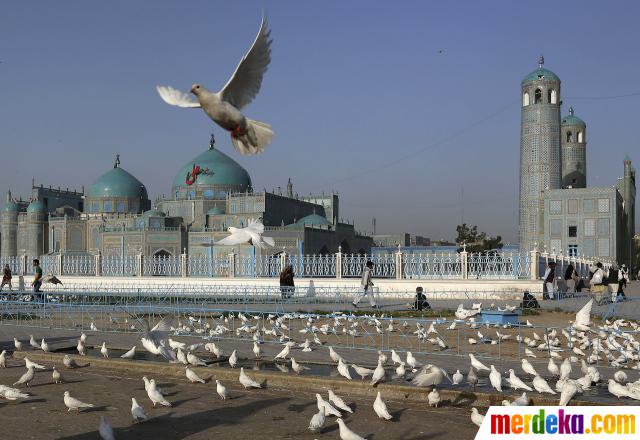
[413,287,430,311]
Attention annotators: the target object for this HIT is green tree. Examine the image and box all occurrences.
[455,223,503,253]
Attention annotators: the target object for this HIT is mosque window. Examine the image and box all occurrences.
[568,225,577,237]
[568,199,578,214]
[550,219,562,236]
[583,199,595,213]
[103,201,112,212]
[597,198,609,213]
[187,190,196,199]
[548,89,557,104]
[566,131,573,143]
[568,245,578,257]
[523,92,530,106]
[203,190,214,199]
[91,202,99,213]
[550,239,561,252]
[584,219,596,236]
[597,218,610,236]
[577,131,583,142]
[116,202,126,213]
[534,88,542,104]
[598,238,610,257]
[549,200,562,214]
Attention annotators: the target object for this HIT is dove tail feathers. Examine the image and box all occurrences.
[263,236,275,247]
[231,119,273,155]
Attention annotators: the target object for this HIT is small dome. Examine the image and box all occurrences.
[2,200,18,212]
[521,67,560,85]
[172,147,251,195]
[562,114,587,128]
[296,213,330,226]
[27,200,45,213]
[207,205,224,215]
[143,209,166,218]
[88,166,148,199]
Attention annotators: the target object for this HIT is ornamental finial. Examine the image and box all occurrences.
[114,154,120,168]
[538,55,544,68]
[208,133,215,150]
[569,106,574,116]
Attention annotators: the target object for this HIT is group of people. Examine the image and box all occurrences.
[543,260,630,302]
[0,259,44,301]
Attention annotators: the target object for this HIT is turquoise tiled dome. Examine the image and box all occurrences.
[172,148,251,193]
[2,200,18,212]
[143,209,166,217]
[88,166,148,199]
[521,68,560,85]
[207,205,224,215]
[27,200,45,212]
[296,213,330,226]
[562,115,586,127]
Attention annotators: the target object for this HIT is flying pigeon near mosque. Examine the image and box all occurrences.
[201,219,275,248]
[157,16,273,156]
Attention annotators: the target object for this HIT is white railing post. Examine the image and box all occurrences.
[95,252,102,276]
[136,253,143,277]
[335,246,342,279]
[530,244,539,281]
[21,254,27,275]
[181,248,188,277]
[460,243,468,279]
[395,245,403,280]
[279,249,287,273]
[228,252,236,278]
[56,253,63,276]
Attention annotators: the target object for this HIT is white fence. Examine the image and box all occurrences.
[0,249,611,281]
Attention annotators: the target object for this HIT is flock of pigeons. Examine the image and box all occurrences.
[2,298,640,438]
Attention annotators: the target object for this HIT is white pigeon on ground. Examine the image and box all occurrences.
[452,369,463,385]
[328,390,353,414]
[14,338,23,351]
[560,358,572,379]
[428,388,441,407]
[373,391,393,420]
[156,17,273,156]
[614,371,627,383]
[489,365,503,392]
[351,363,374,380]
[411,364,448,387]
[521,359,538,376]
[100,342,109,359]
[395,362,406,378]
[406,351,420,371]
[131,397,148,423]
[187,352,207,367]
[0,385,30,401]
[64,391,94,412]
[99,416,114,440]
[508,369,533,391]
[329,347,343,363]
[371,359,385,386]
[469,354,490,371]
[121,346,136,360]
[608,379,630,399]
[559,380,580,406]
[239,367,262,389]
[316,393,342,417]
[391,349,402,365]
[308,406,326,432]
[337,418,366,440]
[76,340,86,356]
[24,357,46,370]
[216,380,229,400]
[229,350,238,368]
[185,366,206,384]
[291,358,309,375]
[548,358,560,377]
[253,341,262,359]
[63,355,79,369]
[204,219,274,248]
[13,366,35,387]
[146,380,171,407]
[532,375,556,394]
[468,367,479,389]
[337,358,352,380]
[29,335,40,350]
[274,344,290,360]
[52,366,63,384]
[41,338,49,352]
[471,408,485,427]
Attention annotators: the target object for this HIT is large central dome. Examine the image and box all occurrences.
[172,146,252,199]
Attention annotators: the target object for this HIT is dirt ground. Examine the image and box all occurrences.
[0,360,480,440]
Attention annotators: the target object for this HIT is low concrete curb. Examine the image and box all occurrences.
[13,351,602,407]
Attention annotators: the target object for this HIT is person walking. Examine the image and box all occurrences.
[279,265,295,299]
[617,264,628,301]
[353,260,376,308]
[31,259,43,302]
[0,264,12,292]
[590,262,606,304]
[564,263,576,294]
[542,261,557,299]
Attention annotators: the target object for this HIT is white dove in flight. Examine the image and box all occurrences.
[156,16,273,155]
[202,219,275,248]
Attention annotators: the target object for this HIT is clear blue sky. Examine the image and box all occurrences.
[1,0,638,243]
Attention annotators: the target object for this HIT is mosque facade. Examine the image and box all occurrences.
[519,57,636,273]
[0,135,372,260]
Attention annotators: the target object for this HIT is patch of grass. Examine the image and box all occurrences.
[521,309,540,316]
